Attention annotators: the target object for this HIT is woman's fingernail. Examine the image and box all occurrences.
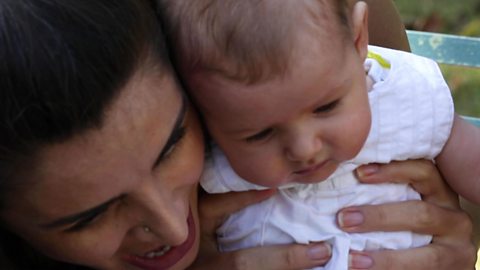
[348,253,373,269]
[356,164,379,178]
[307,244,331,260]
[338,210,364,228]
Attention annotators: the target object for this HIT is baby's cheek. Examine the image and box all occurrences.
[345,124,370,159]
[228,153,279,187]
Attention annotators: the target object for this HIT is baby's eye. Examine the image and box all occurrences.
[313,100,340,114]
[245,128,273,142]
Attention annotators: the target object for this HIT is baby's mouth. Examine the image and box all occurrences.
[294,160,328,176]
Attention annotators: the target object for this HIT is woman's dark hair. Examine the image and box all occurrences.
[0,0,170,268]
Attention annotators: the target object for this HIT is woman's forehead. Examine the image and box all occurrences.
[9,71,183,220]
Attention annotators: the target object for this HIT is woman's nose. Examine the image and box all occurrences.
[133,180,189,246]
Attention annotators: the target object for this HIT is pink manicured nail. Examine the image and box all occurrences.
[348,253,373,269]
[356,164,379,178]
[338,210,364,228]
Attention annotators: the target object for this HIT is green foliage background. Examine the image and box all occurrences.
[395,0,480,117]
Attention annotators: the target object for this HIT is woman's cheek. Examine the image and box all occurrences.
[181,114,206,184]
[35,230,120,268]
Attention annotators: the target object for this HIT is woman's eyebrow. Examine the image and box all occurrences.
[39,194,125,230]
[152,94,187,169]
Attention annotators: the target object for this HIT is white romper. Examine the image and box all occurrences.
[200,46,454,270]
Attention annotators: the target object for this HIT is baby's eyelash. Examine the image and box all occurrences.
[314,100,340,114]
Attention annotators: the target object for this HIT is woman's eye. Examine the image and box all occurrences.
[314,100,340,114]
[65,213,101,232]
[160,126,186,161]
[245,128,273,142]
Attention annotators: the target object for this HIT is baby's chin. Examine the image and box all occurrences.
[236,159,341,189]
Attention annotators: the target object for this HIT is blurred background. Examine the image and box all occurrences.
[395,0,480,117]
[395,1,480,268]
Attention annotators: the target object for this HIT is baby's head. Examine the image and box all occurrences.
[160,0,372,187]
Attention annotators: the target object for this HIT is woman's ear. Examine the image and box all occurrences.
[351,1,369,60]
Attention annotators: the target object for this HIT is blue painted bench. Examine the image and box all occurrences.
[406,30,480,127]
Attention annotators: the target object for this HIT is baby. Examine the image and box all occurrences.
[158,0,480,269]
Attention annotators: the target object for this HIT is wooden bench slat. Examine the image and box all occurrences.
[407,30,480,125]
[463,116,480,127]
[407,30,480,68]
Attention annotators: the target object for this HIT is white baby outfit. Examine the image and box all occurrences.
[200,46,454,270]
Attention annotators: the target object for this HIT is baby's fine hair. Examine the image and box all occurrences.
[158,0,350,83]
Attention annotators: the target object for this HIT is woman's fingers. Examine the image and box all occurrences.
[338,200,472,237]
[348,159,476,270]
[230,243,331,270]
[195,189,277,261]
[195,190,334,270]
[191,243,332,270]
[356,160,459,209]
[198,188,275,231]
[349,244,477,270]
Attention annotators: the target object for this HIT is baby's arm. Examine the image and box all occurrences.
[436,114,480,203]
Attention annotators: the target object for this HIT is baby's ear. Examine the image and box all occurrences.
[351,1,369,60]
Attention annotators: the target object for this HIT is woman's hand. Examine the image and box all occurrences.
[191,189,332,270]
[339,160,476,270]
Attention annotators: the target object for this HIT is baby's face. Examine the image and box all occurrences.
[189,44,371,187]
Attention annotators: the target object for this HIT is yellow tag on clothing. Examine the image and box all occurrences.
[367,50,391,69]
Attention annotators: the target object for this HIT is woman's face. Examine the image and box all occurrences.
[0,68,205,270]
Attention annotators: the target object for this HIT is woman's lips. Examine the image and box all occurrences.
[123,209,196,270]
